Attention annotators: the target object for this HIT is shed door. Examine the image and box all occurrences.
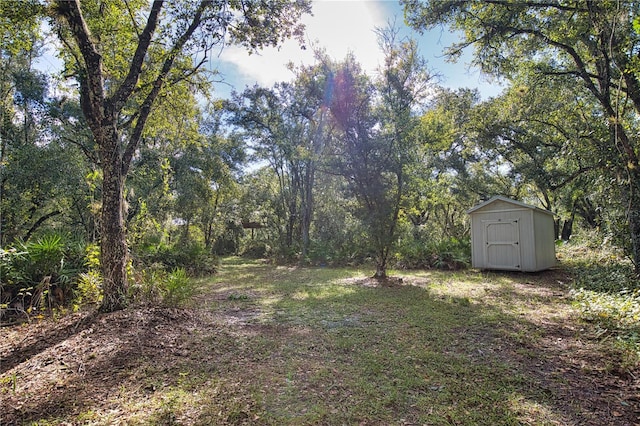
[483,219,521,270]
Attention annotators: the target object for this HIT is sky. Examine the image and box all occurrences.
[209,0,504,100]
[33,1,503,100]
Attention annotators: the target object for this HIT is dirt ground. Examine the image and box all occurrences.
[1,267,640,425]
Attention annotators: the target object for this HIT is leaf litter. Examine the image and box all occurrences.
[1,263,639,425]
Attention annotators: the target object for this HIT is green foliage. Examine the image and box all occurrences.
[8,234,78,309]
[84,243,101,270]
[0,247,27,287]
[394,233,470,270]
[18,234,66,280]
[240,240,271,259]
[561,230,637,293]
[73,243,102,307]
[0,0,43,54]
[162,268,197,307]
[130,266,199,307]
[572,289,640,330]
[561,236,640,370]
[0,235,104,318]
[137,240,217,277]
[130,266,165,305]
[75,271,102,307]
[0,247,28,315]
[571,287,640,370]
[306,238,370,267]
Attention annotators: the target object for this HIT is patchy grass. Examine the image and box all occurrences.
[557,239,640,373]
[2,256,639,425]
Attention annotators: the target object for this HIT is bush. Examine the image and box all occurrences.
[240,240,271,259]
[130,266,199,307]
[1,247,28,317]
[162,268,198,306]
[75,270,103,307]
[0,234,86,318]
[394,235,470,270]
[136,241,217,276]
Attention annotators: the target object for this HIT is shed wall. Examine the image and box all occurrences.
[470,207,533,271]
[469,197,555,272]
[533,211,556,270]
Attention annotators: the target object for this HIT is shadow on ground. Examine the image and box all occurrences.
[0,262,638,425]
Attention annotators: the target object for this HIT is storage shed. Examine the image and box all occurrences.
[467,196,556,272]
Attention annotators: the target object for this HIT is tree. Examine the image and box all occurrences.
[407,88,482,242]
[226,85,298,254]
[403,0,640,271]
[0,0,44,245]
[468,76,608,239]
[225,58,332,260]
[49,0,311,311]
[328,28,431,278]
[0,3,94,247]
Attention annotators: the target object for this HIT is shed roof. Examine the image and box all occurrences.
[467,195,554,216]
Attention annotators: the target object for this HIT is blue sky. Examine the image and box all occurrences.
[209,0,503,100]
[34,1,503,100]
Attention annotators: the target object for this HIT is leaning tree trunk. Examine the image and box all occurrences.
[99,132,129,312]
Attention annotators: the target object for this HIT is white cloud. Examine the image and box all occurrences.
[217,0,388,90]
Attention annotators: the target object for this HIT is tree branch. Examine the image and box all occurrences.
[482,0,587,13]
[109,0,164,115]
[62,135,99,165]
[121,1,214,176]
[53,0,105,129]
[24,210,62,243]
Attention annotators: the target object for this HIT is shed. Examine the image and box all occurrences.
[467,196,556,272]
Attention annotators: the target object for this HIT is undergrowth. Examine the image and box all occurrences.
[559,233,640,370]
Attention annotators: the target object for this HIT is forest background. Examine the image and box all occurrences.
[1,0,639,318]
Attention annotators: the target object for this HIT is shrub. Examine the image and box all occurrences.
[129,264,164,305]
[162,268,198,307]
[136,241,217,276]
[75,270,103,307]
[240,240,270,259]
[1,234,86,318]
[130,266,199,307]
[394,235,470,270]
[0,247,28,288]
[17,234,67,284]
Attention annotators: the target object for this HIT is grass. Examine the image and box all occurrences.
[556,239,640,372]
[177,258,573,424]
[3,254,636,425]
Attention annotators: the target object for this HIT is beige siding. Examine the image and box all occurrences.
[468,196,556,272]
[533,210,557,270]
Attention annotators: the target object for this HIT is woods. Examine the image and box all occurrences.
[403,0,640,271]
[3,0,640,424]
[0,1,638,314]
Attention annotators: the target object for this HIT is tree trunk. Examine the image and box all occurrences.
[630,208,640,274]
[627,173,640,275]
[301,162,314,260]
[373,254,387,279]
[561,217,574,241]
[99,134,129,312]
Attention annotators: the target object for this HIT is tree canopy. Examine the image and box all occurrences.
[403,0,640,271]
[47,0,311,311]
[4,0,640,322]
